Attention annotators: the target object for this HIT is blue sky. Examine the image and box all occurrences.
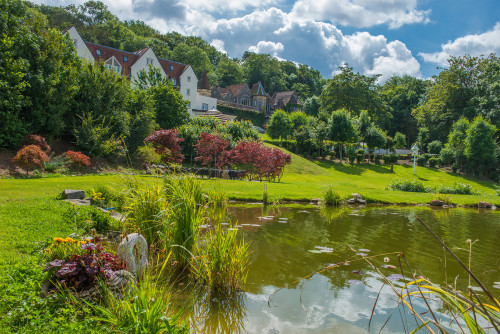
[36,0,500,82]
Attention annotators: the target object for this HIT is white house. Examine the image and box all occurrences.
[63,26,217,116]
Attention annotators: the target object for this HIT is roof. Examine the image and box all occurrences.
[158,58,188,80]
[223,83,248,97]
[85,41,140,77]
[272,91,303,105]
[251,81,266,96]
[198,70,210,90]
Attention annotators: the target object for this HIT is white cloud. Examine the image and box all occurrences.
[183,0,280,13]
[289,0,430,29]
[420,22,500,66]
[210,39,227,54]
[249,41,285,56]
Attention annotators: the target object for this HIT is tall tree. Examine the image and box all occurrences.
[266,109,292,145]
[214,57,244,87]
[464,116,498,176]
[327,109,358,164]
[149,82,189,130]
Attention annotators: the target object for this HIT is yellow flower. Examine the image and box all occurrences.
[54,237,64,243]
[64,237,75,242]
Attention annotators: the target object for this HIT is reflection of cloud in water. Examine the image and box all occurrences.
[242,275,412,333]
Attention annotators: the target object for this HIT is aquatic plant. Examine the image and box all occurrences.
[193,223,250,294]
[322,185,342,206]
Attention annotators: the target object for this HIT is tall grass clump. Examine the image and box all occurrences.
[322,185,342,206]
[124,183,169,247]
[164,175,205,268]
[209,182,227,208]
[193,223,250,294]
[91,265,189,334]
[387,179,429,193]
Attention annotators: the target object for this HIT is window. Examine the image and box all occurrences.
[96,49,101,56]
[170,65,174,71]
[253,100,257,107]
[259,100,262,107]
[146,58,153,65]
[171,78,177,86]
[187,102,191,109]
[105,57,122,74]
[123,56,128,62]
[186,89,190,96]
[202,103,208,111]
[187,76,191,82]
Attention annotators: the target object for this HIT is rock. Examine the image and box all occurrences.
[357,199,367,204]
[430,199,444,206]
[311,198,321,205]
[351,193,363,200]
[478,201,492,208]
[62,189,85,200]
[346,198,356,204]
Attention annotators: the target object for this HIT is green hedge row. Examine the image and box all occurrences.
[217,105,266,127]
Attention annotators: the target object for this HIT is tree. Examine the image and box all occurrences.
[357,110,372,144]
[416,127,430,152]
[145,129,184,164]
[475,55,500,131]
[304,96,321,116]
[427,140,442,154]
[134,65,170,89]
[327,109,358,164]
[126,88,157,153]
[242,52,286,95]
[464,116,498,176]
[214,57,244,87]
[266,110,292,145]
[446,117,470,169]
[289,111,309,132]
[319,64,386,125]
[194,133,230,169]
[149,82,189,130]
[12,145,49,174]
[393,132,406,149]
[364,126,386,156]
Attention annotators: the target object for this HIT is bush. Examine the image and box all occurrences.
[12,145,50,174]
[145,129,184,164]
[440,146,455,165]
[387,179,429,193]
[374,154,381,165]
[427,140,442,154]
[436,183,479,195]
[390,155,399,163]
[64,205,115,233]
[452,163,459,173]
[22,134,50,152]
[43,154,68,173]
[356,154,364,164]
[322,185,342,206]
[348,155,355,164]
[383,155,392,165]
[428,157,439,168]
[136,144,161,168]
[66,150,91,167]
[416,156,427,166]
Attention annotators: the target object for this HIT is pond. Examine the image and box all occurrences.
[190,205,500,333]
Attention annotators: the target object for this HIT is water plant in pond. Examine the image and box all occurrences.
[321,184,342,206]
[193,223,250,294]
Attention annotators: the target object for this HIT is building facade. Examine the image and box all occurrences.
[63,26,217,116]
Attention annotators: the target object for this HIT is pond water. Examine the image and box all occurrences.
[191,205,500,333]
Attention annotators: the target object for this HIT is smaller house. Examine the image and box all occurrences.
[272,91,303,112]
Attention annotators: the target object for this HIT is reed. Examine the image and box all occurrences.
[193,223,250,295]
[322,184,342,206]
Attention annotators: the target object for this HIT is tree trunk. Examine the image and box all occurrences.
[339,143,343,164]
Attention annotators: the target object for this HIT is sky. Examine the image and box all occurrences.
[35,0,500,83]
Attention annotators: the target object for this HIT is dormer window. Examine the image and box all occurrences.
[187,76,191,82]
[146,58,153,65]
[96,49,101,56]
[105,56,122,74]
[170,65,174,71]
[123,56,128,62]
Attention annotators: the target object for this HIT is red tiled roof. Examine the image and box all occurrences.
[224,83,247,98]
[158,58,188,80]
[85,41,139,77]
[273,91,303,106]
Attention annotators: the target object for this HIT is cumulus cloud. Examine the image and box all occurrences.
[249,41,285,56]
[210,39,227,54]
[183,0,280,13]
[289,0,430,29]
[420,22,500,66]
[131,0,186,21]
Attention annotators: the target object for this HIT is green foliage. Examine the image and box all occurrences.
[304,96,321,116]
[393,132,406,149]
[364,125,386,154]
[428,157,439,168]
[194,223,250,294]
[427,140,442,154]
[126,88,157,153]
[327,109,358,163]
[214,56,244,87]
[73,113,118,157]
[266,109,292,143]
[136,144,161,167]
[216,105,266,127]
[63,204,115,233]
[322,185,342,206]
[149,82,189,130]
[436,183,479,195]
[416,155,427,166]
[439,146,455,165]
[387,179,430,193]
[464,116,498,176]
[43,154,68,173]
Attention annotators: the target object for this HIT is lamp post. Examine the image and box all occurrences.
[411,144,419,175]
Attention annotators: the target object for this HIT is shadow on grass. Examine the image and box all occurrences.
[399,165,429,181]
[314,159,394,176]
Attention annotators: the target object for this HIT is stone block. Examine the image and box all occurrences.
[62,189,85,200]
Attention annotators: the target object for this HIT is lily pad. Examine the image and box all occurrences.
[348,279,364,285]
[493,285,500,289]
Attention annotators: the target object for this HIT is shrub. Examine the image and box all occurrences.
[416,156,427,166]
[193,223,250,294]
[12,145,50,174]
[440,146,454,165]
[356,154,364,164]
[22,134,50,152]
[383,155,392,165]
[136,144,161,168]
[436,183,479,195]
[194,132,231,169]
[66,150,91,167]
[322,185,342,206]
[64,205,115,233]
[390,155,399,164]
[428,157,439,168]
[374,154,381,165]
[387,179,429,193]
[43,154,68,173]
[348,155,355,164]
[427,140,442,154]
[145,129,184,164]
[452,163,458,173]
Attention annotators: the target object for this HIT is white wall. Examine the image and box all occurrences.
[130,48,166,82]
[179,66,217,116]
[66,27,94,63]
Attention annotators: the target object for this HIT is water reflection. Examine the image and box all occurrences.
[193,205,500,333]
